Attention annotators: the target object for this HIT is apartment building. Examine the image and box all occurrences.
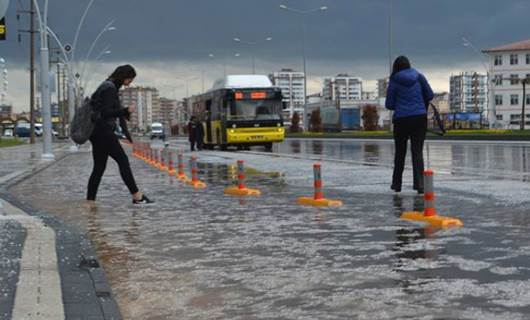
[483,39,530,128]
[269,68,305,119]
[449,72,488,113]
[322,74,363,101]
[119,87,160,132]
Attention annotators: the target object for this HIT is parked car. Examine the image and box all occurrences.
[3,129,13,137]
[14,124,31,138]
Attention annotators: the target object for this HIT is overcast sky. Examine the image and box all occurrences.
[1,0,530,111]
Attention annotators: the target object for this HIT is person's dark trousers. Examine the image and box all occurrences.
[391,115,427,192]
[87,131,139,201]
[189,139,196,151]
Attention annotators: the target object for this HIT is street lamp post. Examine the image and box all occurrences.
[46,27,83,151]
[462,37,494,128]
[78,21,116,90]
[279,4,327,131]
[81,47,111,91]
[207,52,241,78]
[32,0,54,159]
[233,37,272,74]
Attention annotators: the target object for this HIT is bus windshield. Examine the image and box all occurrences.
[230,99,282,121]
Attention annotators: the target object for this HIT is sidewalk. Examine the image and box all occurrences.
[0,142,121,320]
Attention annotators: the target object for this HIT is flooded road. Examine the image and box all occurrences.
[271,138,530,181]
[10,138,530,319]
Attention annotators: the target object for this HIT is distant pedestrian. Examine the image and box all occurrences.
[385,56,434,194]
[196,118,204,151]
[87,65,153,204]
[187,116,199,151]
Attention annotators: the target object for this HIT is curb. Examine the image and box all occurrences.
[0,152,122,320]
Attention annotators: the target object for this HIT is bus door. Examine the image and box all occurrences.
[205,100,212,143]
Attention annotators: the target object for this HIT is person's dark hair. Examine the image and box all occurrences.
[392,56,411,76]
[108,64,136,89]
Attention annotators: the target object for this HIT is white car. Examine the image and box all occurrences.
[34,123,43,136]
[3,129,13,137]
[34,124,58,136]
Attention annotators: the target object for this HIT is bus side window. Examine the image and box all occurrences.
[206,100,212,120]
[225,99,235,119]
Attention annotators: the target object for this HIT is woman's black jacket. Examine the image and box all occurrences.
[91,80,132,142]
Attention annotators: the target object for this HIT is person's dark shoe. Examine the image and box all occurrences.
[391,184,401,193]
[416,189,424,195]
[133,195,154,205]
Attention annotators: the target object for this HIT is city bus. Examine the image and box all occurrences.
[191,75,285,150]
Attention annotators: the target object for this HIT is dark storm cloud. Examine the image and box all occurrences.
[1,0,530,67]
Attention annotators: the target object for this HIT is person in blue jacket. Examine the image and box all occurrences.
[386,56,434,194]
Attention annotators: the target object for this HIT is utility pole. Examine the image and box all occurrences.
[521,78,527,131]
[52,58,63,136]
[17,0,36,143]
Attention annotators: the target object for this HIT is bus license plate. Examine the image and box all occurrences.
[250,135,264,140]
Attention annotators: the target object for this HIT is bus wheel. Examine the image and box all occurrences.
[264,143,273,151]
[220,144,228,151]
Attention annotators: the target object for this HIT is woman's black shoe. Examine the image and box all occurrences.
[132,195,154,204]
[416,189,424,195]
[391,184,401,193]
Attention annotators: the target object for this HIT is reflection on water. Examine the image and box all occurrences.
[279,139,530,181]
[311,140,323,155]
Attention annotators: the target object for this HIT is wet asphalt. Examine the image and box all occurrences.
[10,138,530,320]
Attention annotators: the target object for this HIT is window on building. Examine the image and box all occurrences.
[510,114,521,120]
[527,94,530,106]
[527,54,530,64]
[495,55,503,66]
[496,114,503,120]
[511,94,519,105]
[495,95,503,106]
[511,74,520,85]
[510,54,519,65]
[494,75,503,86]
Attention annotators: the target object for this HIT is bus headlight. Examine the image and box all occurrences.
[229,129,236,134]
[277,128,284,132]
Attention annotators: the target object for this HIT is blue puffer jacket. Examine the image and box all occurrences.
[385,68,433,120]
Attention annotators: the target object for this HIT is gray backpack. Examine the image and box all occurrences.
[70,97,101,145]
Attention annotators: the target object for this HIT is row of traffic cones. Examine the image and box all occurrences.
[128,142,462,229]
[132,142,206,189]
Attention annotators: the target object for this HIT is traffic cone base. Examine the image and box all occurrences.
[168,169,176,176]
[186,179,207,189]
[177,173,189,181]
[401,211,463,228]
[297,197,343,207]
[224,186,261,196]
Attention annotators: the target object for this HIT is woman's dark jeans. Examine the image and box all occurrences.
[87,130,139,201]
[392,115,427,192]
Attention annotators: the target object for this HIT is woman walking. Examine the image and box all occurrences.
[385,56,434,194]
[86,65,153,204]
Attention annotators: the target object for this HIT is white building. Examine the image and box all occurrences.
[377,78,389,98]
[269,68,305,119]
[120,87,160,132]
[322,74,363,101]
[449,72,488,113]
[483,39,530,129]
